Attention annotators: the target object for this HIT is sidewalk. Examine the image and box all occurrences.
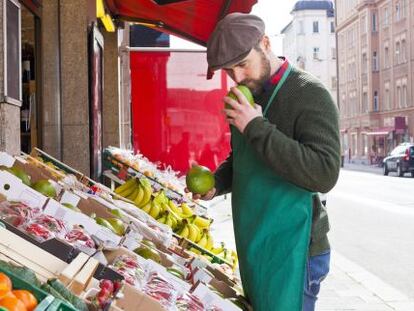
[341,162,383,175]
[207,195,414,311]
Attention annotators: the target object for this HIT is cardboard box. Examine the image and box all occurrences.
[191,281,242,311]
[112,284,164,311]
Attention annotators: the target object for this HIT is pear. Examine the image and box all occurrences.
[134,246,161,264]
[106,218,126,236]
[96,217,116,232]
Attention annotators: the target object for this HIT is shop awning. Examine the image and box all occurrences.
[362,127,394,136]
[104,0,258,46]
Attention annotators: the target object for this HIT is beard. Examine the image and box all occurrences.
[241,49,271,96]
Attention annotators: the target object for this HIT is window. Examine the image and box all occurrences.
[361,16,367,33]
[397,85,401,108]
[402,85,407,107]
[396,41,400,64]
[372,13,377,32]
[373,51,379,71]
[332,47,336,59]
[362,53,368,74]
[298,20,304,34]
[313,21,319,33]
[313,47,320,59]
[362,92,368,112]
[396,2,400,21]
[373,91,379,111]
[401,0,406,17]
[401,40,406,62]
[384,89,389,110]
[384,7,389,26]
[384,46,389,68]
[330,21,335,33]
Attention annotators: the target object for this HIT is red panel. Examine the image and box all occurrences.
[130,51,232,175]
[106,0,257,45]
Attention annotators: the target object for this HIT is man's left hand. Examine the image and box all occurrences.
[223,86,263,133]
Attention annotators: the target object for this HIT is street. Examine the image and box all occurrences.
[328,168,414,299]
[209,166,414,303]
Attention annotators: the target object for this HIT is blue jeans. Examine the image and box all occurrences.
[303,251,331,311]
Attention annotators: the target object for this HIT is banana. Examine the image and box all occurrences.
[118,181,138,198]
[193,215,213,229]
[187,224,200,242]
[141,202,151,214]
[180,203,194,218]
[165,215,174,228]
[178,224,189,238]
[114,178,137,194]
[211,242,225,255]
[149,202,161,219]
[138,182,153,208]
[231,250,239,270]
[197,230,208,249]
[133,184,145,206]
[157,211,167,223]
[126,185,140,201]
[168,200,182,214]
[205,233,214,251]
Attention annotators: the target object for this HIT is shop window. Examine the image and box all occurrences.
[4,0,21,104]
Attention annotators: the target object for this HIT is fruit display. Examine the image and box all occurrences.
[0,150,249,310]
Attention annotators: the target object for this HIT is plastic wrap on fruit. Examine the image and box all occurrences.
[142,272,178,310]
[207,306,224,311]
[110,255,145,288]
[31,214,67,237]
[0,201,40,226]
[22,222,55,242]
[65,226,96,249]
[176,292,205,311]
[128,217,172,248]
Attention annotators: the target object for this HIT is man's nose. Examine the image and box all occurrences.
[233,69,245,84]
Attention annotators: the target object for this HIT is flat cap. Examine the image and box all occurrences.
[207,13,265,71]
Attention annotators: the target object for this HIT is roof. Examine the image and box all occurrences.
[280,21,293,34]
[292,0,334,17]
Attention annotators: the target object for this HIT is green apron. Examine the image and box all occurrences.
[231,65,313,311]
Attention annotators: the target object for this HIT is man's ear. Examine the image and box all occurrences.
[262,35,271,52]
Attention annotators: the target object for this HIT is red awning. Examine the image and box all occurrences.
[104,0,258,46]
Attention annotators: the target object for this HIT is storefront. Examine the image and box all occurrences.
[0,0,123,179]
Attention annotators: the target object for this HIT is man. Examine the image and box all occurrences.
[192,13,340,311]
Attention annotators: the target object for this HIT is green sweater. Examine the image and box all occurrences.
[215,66,341,256]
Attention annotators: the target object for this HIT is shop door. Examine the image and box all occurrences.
[88,26,104,181]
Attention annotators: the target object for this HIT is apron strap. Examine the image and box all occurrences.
[263,64,293,116]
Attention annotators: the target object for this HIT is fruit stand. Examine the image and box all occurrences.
[0,148,251,311]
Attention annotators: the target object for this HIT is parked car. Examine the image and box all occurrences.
[383,143,414,177]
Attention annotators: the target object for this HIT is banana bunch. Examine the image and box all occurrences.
[192,215,213,229]
[178,219,203,243]
[114,177,153,208]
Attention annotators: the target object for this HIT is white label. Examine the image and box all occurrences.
[60,191,81,206]
[0,152,15,168]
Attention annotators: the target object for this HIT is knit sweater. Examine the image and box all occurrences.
[215,66,341,256]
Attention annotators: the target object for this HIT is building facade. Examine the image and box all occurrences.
[336,0,414,164]
[281,0,337,103]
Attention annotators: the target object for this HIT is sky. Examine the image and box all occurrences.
[170,0,297,55]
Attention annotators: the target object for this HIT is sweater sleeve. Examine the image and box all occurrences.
[243,98,341,193]
[214,152,233,196]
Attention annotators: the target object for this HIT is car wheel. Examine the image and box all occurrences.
[397,164,404,177]
[383,163,389,176]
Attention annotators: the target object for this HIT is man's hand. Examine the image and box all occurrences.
[223,86,263,133]
[185,187,217,201]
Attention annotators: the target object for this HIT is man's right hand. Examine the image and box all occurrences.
[185,187,217,201]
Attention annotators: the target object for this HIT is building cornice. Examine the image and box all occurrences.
[336,13,359,31]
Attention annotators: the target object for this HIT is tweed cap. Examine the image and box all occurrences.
[207,13,265,71]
